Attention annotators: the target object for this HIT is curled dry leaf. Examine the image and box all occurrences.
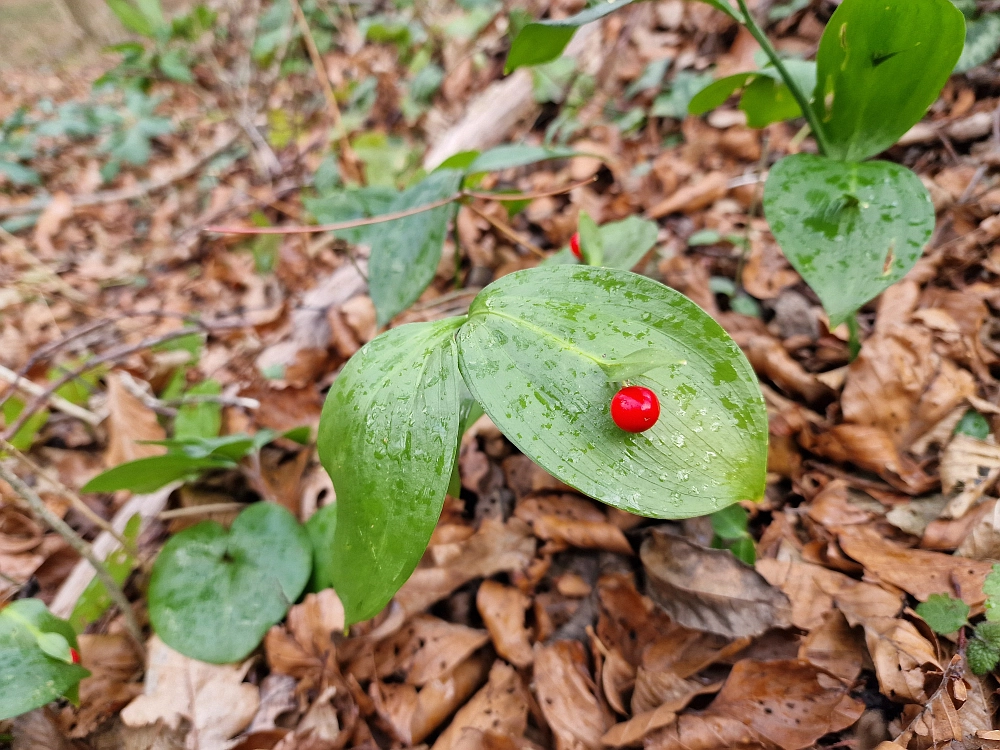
[646,172,728,218]
[939,434,1000,507]
[736,333,833,405]
[104,372,167,467]
[641,529,792,638]
[891,655,971,750]
[741,235,800,301]
[396,519,536,617]
[65,633,144,738]
[531,515,633,555]
[838,525,995,607]
[121,636,259,750]
[797,610,865,684]
[432,661,531,750]
[601,704,677,748]
[367,614,490,686]
[863,616,942,705]
[264,589,345,695]
[476,580,534,668]
[533,640,613,750]
[646,660,864,750]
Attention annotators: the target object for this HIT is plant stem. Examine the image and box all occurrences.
[735,0,830,157]
[0,463,145,654]
[846,312,862,360]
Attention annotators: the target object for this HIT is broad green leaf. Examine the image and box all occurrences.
[955,13,1000,73]
[547,216,658,270]
[690,61,816,128]
[813,0,965,161]
[318,318,463,624]
[955,409,991,440]
[174,380,222,439]
[70,514,141,633]
[1,398,49,452]
[305,502,337,591]
[0,599,88,720]
[598,349,685,382]
[725,535,756,565]
[0,160,40,186]
[304,186,398,245]
[738,76,803,129]
[916,593,970,634]
[136,0,167,31]
[577,211,603,265]
[763,154,934,327]
[466,145,579,174]
[505,0,635,73]
[81,454,235,494]
[456,266,767,518]
[35,632,73,663]
[710,503,749,540]
[689,72,758,115]
[106,0,156,36]
[148,502,312,663]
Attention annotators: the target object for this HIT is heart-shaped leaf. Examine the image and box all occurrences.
[318,318,463,625]
[763,153,934,327]
[456,265,767,518]
[148,502,312,663]
[813,0,965,162]
[0,599,89,721]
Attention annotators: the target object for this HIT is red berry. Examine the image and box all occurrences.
[569,232,582,260]
[69,647,80,665]
[611,386,660,433]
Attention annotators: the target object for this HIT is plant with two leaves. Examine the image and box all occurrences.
[508,0,966,343]
[0,599,89,721]
[318,264,769,625]
[100,0,217,91]
[917,565,1000,674]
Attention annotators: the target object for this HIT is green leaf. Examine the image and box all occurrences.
[916,593,970,634]
[456,265,768,518]
[157,48,193,82]
[0,160,41,186]
[600,216,658,270]
[726,535,756,565]
[505,0,635,73]
[710,503,749,540]
[690,61,816,128]
[652,71,714,119]
[955,13,1000,72]
[577,211,603,265]
[70,514,141,633]
[81,454,235,494]
[0,599,89,720]
[106,0,156,36]
[955,409,991,440]
[598,349,685,382]
[135,0,167,31]
[148,502,312,663]
[318,318,463,625]
[689,72,758,115]
[363,170,463,326]
[174,380,222,439]
[983,563,1000,621]
[967,638,1000,675]
[977,621,1000,649]
[35,632,72,663]
[1,398,49,452]
[305,502,337,591]
[466,145,579,174]
[813,0,965,161]
[763,154,934,327]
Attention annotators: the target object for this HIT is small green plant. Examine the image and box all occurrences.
[917,565,1000,675]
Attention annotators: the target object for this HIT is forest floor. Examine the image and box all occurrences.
[1,0,1000,748]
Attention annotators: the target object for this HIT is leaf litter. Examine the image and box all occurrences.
[1,0,1000,748]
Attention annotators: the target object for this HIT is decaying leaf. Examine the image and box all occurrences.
[641,529,792,638]
[531,515,633,555]
[533,640,613,750]
[104,372,167,467]
[476,580,534,668]
[601,704,677,748]
[892,655,969,749]
[939,434,1000,519]
[365,614,490,685]
[432,661,531,750]
[64,633,143,738]
[120,636,259,750]
[797,610,865,684]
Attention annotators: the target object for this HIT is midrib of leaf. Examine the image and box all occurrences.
[467,307,608,369]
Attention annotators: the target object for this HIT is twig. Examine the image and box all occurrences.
[205,177,598,236]
[158,502,247,520]
[288,0,363,183]
[0,439,128,549]
[0,130,240,218]
[0,365,103,427]
[0,463,145,653]
[162,394,261,409]
[466,204,546,259]
[2,328,203,441]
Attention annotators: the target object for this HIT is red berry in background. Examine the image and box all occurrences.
[611,386,660,433]
[70,647,80,665]
[569,232,582,260]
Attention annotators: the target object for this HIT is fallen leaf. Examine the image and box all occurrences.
[121,636,259,750]
[265,589,345,694]
[104,372,167,468]
[838,525,995,607]
[742,235,800,300]
[601,704,677,748]
[737,333,833,404]
[533,641,613,750]
[641,529,792,638]
[531,515,633,555]
[939,435,1000,517]
[797,610,865,684]
[892,655,967,749]
[432,661,531,750]
[64,633,143,738]
[476,580,534,668]
[367,614,489,685]
[862,616,942,704]
[647,172,728,218]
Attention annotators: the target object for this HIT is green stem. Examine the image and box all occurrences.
[846,312,862,360]
[735,0,830,157]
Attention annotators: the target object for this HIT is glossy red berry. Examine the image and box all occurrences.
[611,386,660,433]
[69,647,80,665]
[569,232,582,260]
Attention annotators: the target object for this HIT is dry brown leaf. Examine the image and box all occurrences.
[64,633,143,738]
[892,655,968,749]
[737,333,833,404]
[432,661,531,750]
[641,529,792,638]
[370,614,489,686]
[797,610,865,684]
[514,494,606,524]
[531,515,633,555]
[476,580,534,668]
[646,713,771,750]
[741,235,800,300]
[264,589,344,694]
[838,525,995,607]
[601,704,677,748]
[121,636,259,750]
[939,435,1000,513]
[533,640,613,750]
[104,372,167,467]
[956,500,1000,559]
[647,172,728,218]
[396,518,536,616]
[863,616,942,704]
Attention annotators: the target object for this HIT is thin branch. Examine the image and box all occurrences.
[0,463,145,653]
[205,177,598,236]
[466,204,546,259]
[0,365,103,427]
[158,502,247,520]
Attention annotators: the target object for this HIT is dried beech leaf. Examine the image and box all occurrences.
[533,641,613,750]
[862,616,942,704]
[797,610,865,684]
[641,530,791,638]
[104,372,167,467]
[531,515,633,555]
[476,581,534,669]
[373,615,490,686]
[601,704,677,748]
[432,661,530,750]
